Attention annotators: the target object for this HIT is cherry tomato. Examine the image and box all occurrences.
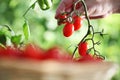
[73,16,82,31]
[43,47,62,60]
[77,54,95,62]
[4,46,22,58]
[42,46,72,62]
[23,43,44,60]
[77,54,103,62]
[63,22,74,37]
[78,42,88,56]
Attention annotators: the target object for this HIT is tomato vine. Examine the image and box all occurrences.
[71,0,105,59]
[56,0,106,60]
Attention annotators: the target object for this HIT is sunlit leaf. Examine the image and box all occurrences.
[23,20,30,40]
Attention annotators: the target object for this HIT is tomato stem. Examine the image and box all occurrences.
[72,0,105,59]
[72,0,90,58]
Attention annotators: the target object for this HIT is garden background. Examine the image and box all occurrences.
[0,0,120,80]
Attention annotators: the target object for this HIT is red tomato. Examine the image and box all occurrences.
[77,54,103,62]
[4,46,22,58]
[42,47,72,62]
[77,54,95,62]
[63,22,74,37]
[78,42,88,57]
[23,43,44,60]
[73,16,82,31]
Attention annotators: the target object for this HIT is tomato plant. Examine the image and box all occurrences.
[0,0,106,64]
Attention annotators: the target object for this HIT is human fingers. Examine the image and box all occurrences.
[78,0,113,19]
[55,0,74,19]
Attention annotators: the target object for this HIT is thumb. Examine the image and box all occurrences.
[55,1,66,19]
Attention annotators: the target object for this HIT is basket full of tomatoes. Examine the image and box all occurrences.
[0,42,118,80]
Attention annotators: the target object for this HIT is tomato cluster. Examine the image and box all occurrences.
[57,14,83,37]
[0,44,72,62]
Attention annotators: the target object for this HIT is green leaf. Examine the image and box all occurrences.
[23,20,30,40]
[11,35,22,45]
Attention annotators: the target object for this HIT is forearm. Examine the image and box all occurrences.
[111,0,120,13]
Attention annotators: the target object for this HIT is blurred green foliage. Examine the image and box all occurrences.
[0,0,120,79]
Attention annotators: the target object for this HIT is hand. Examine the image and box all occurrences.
[55,0,120,19]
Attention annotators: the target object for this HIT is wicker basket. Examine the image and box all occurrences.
[0,58,118,80]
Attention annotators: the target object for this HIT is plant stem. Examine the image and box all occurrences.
[72,47,78,57]
[72,0,91,58]
[23,1,37,19]
[80,0,90,26]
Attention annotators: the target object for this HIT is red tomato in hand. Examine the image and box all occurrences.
[63,22,74,37]
[78,42,88,57]
[73,16,82,31]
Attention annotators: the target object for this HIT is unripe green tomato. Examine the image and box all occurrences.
[37,0,52,10]
[37,0,47,10]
